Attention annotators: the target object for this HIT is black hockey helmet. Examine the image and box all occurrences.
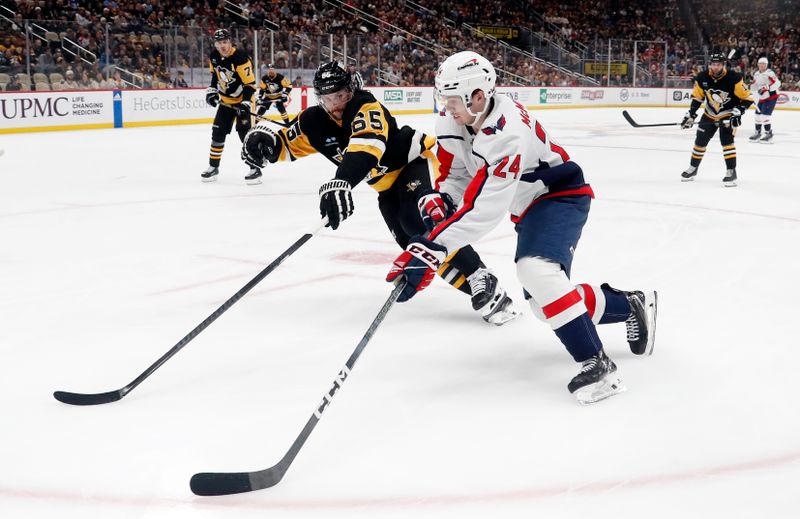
[708,53,725,64]
[313,61,352,97]
[213,28,231,42]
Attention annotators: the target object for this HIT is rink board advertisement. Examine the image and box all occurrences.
[3,86,800,133]
[0,90,114,133]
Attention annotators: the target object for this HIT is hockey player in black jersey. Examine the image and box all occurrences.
[241,61,519,325]
[201,29,261,185]
[256,64,292,124]
[680,53,753,187]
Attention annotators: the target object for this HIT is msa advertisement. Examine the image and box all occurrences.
[0,90,114,132]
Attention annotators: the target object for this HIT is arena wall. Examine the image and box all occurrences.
[2,86,799,134]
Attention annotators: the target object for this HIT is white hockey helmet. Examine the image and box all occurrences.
[758,57,768,65]
[435,51,496,117]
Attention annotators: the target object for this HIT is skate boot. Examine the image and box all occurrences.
[467,268,520,326]
[748,131,761,142]
[201,166,219,182]
[568,349,626,405]
[245,167,262,185]
[624,290,658,355]
[759,130,773,144]
[680,165,698,182]
[723,168,737,187]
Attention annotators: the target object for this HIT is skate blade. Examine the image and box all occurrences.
[723,180,737,187]
[201,176,218,183]
[245,178,263,185]
[680,177,695,182]
[643,291,658,356]
[574,375,627,405]
[482,295,520,326]
[758,140,774,144]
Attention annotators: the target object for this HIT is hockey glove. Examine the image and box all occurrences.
[242,126,283,168]
[680,111,696,129]
[417,189,456,232]
[205,87,219,107]
[280,92,289,104]
[319,179,354,230]
[386,236,448,302]
[728,106,744,128]
[236,99,252,116]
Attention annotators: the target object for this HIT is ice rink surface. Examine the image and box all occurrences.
[1,106,799,518]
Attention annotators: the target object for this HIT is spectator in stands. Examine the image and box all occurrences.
[79,70,98,89]
[97,71,113,89]
[6,74,23,91]
[61,69,79,90]
[293,75,303,87]
[173,70,188,88]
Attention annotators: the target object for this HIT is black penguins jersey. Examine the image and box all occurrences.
[259,73,292,101]
[690,69,753,120]
[208,47,256,105]
[271,90,436,192]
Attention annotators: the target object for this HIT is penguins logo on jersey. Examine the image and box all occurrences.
[707,89,730,112]
[215,67,235,90]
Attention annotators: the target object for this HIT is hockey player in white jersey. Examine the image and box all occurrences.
[385,51,658,404]
[749,57,781,143]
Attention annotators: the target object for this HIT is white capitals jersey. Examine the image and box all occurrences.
[430,95,593,253]
[752,69,781,101]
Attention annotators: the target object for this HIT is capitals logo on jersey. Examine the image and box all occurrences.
[481,115,507,135]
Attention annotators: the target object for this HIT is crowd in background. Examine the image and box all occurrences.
[1,0,798,92]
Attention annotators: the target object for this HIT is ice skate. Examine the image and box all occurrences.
[680,165,697,182]
[245,167,262,185]
[568,350,626,405]
[624,290,658,355]
[759,130,773,144]
[723,168,737,187]
[748,131,761,142]
[467,268,520,326]
[201,166,219,182]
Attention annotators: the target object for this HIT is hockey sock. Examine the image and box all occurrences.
[437,262,471,295]
[690,145,705,167]
[755,124,762,132]
[576,284,631,325]
[553,312,603,362]
[765,124,772,132]
[723,144,736,169]
[209,141,224,167]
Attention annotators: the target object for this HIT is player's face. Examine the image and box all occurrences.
[215,39,232,56]
[319,88,353,121]
[268,68,276,78]
[709,62,724,76]
[758,63,767,72]
[440,95,474,125]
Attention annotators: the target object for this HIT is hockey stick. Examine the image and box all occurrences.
[53,218,328,406]
[220,103,294,127]
[622,110,720,129]
[190,281,406,496]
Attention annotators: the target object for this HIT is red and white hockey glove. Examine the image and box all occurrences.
[386,236,448,302]
[417,189,456,232]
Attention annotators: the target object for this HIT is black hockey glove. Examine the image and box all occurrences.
[680,110,696,129]
[241,125,283,168]
[279,92,289,103]
[417,189,457,232]
[236,99,252,116]
[319,179,354,230]
[727,106,744,128]
[205,87,219,107]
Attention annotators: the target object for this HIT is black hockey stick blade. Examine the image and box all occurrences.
[53,389,124,406]
[190,283,404,496]
[53,219,327,406]
[622,110,679,128]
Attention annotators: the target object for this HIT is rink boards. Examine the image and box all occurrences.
[2,85,799,134]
